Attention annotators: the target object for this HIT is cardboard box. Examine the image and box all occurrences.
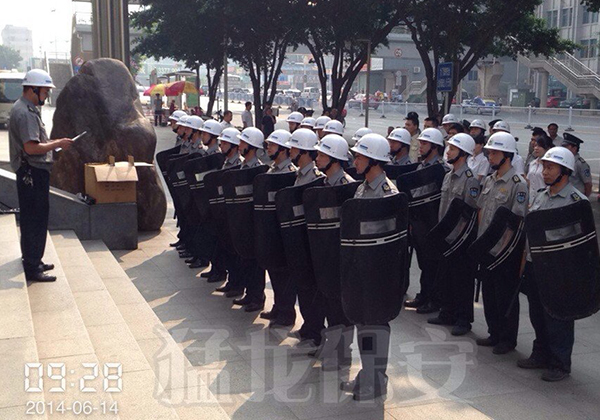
[84,156,151,204]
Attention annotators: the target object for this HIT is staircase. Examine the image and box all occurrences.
[402,77,428,98]
[519,52,600,100]
[0,214,229,420]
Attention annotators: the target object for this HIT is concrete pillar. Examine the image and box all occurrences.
[538,70,549,108]
[91,0,130,69]
[590,96,598,110]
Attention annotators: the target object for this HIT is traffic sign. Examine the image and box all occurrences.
[75,56,84,66]
[394,48,402,58]
[436,62,453,92]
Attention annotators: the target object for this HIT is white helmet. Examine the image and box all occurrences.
[266,129,292,149]
[442,113,459,125]
[286,128,319,151]
[300,117,316,128]
[484,131,517,153]
[314,116,331,129]
[177,114,190,128]
[541,147,575,171]
[286,112,304,124]
[200,119,223,136]
[387,128,412,146]
[168,110,186,122]
[238,127,265,149]
[470,119,486,130]
[492,120,511,133]
[447,133,475,155]
[315,134,349,161]
[323,120,344,135]
[352,127,373,143]
[184,115,204,131]
[218,127,241,145]
[350,133,391,162]
[22,69,55,88]
[417,127,445,146]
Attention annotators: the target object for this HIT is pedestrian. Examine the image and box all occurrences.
[221,110,233,128]
[387,128,412,166]
[561,133,592,197]
[525,135,553,204]
[169,99,177,115]
[8,69,74,282]
[242,101,253,128]
[261,106,276,137]
[154,93,164,126]
[404,112,421,163]
[547,123,563,146]
[467,119,490,181]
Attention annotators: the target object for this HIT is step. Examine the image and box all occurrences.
[0,214,46,419]
[80,239,230,420]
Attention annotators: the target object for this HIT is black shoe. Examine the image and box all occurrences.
[517,357,548,370]
[225,289,244,298]
[269,317,295,328]
[260,310,279,320]
[188,259,209,269]
[200,270,215,278]
[39,263,55,272]
[185,257,198,264]
[353,380,388,401]
[340,379,358,393]
[207,272,227,283]
[215,283,231,293]
[451,324,472,336]
[492,343,515,355]
[244,301,265,312]
[179,251,193,259]
[176,244,186,251]
[416,302,440,314]
[26,272,57,282]
[404,295,426,308]
[233,295,253,306]
[476,337,499,347]
[541,368,569,382]
[170,240,183,247]
[427,315,455,326]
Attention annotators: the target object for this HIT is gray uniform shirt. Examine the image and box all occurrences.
[572,153,592,195]
[439,162,480,219]
[179,137,192,154]
[268,157,296,174]
[476,166,528,237]
[417,154,444,170]
[324,168,355,186]
[222,153,241,169]
[9,97,53,172]
[391,154,411,166]
[354,171,399,198]
[175,135,183,147]
[294,161,322,186]
[189,139,206,155]
[205,143,220,156]
[240,154,262,169]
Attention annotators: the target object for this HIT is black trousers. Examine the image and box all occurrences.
[412,236,440,305]
[268,267,296,321]
[325,294,353,328]
[356,323,390,388]
[522,262,574,372]
[437,256,476,324]
[225,253,246,291]
[297,287,325,343]
[240,257,265,304]
[481,264,520,347]
[16,166,50,274]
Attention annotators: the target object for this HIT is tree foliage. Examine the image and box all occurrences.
[0,45,23,70]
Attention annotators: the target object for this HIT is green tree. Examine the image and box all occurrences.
[0,45,23,70]
[402,0,576,116]
[294,0,405,111]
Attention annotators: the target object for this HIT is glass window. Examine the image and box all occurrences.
[561,8,573,27]
[0,79,22,104]
[590,39,598,58]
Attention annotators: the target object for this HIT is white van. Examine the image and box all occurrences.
[0,72,25,127]
[301,87,319,99]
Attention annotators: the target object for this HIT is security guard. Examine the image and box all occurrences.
[314,116,331,140]
[491,120,525,175]
[289,128,323,186]
[287,111,304,133]
[300,117,316,131]
[467,119,490,181]
[168,110,187,146]
[315,134,355,186]
[231,127,267,312]
[518,147,586,381]
[427,133,480,335]
[218,127,242,169]
[186,116,207,156]
[341,133,398,400]
[387,128,412,166]
[561,133,592,197]
[350,127,373,147]
[260,129,298,327]
[476,131,528,354]
[176,115,193,154]
[8,69,73,282]
[321,120,344,138]
[404,128,446,314]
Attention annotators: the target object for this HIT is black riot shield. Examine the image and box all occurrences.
[184,153,225,220]
[303,182,361,298]
[340,193,409,324]
[384,163,419,187]
[427,198,478,258]
[468,206,526,272]
[166,154,193,215]
[526,200,600,320]
[204,165,240,248]
[157,146,183,178]
[222,165,269,258]
[275,178,325,290]
[253,172,297,269]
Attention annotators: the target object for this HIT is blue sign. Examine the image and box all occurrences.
[437,62,453,92]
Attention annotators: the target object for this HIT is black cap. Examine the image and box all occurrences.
[563,132,584,145]
[405,111,419,120]
[531,127,546,136]
[488,119,501,128]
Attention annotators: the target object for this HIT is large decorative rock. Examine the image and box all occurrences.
[50,58,166,231]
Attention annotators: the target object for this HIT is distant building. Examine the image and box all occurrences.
[1,25,34,71]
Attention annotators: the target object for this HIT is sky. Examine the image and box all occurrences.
[0,0,90,58]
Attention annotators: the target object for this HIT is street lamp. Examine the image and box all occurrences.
[357,39,372,128]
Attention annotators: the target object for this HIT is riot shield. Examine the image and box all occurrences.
[275,178,325,290]
[184,153,225,220]
[427,198,478,258]
[253,172,297,269]
[166,154,193,216]
[303,182,361,298]
[340,193,409,324]
[204,165,240,248]
[222,165,269,258]
[384,163,419,187]
[526,200,600,320]
[468,206,525,272]
[156,146,183,178]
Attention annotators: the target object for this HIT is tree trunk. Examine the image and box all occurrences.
[206,65,223,116]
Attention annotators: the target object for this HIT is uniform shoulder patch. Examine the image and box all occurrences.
[469,187,479,198]
[512,175,521,183]
[382,182,391,192]
[465,169,473,178]
[571,192,581,202]
[516,191,526,204]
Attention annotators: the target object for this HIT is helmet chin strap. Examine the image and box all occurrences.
[33,87,45,106]
[545,173,564,187]
[447,150,465,165]
[318,156,334,172]
[359,158,376,175]
[241,147,252,157]
[269,146,283,161]
[491,157,507,171]
[292,150,305,166]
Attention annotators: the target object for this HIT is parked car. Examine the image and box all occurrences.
[558,97,591,109]
[546,96,564,108]
[462,97,500,114]
[347,94,380,110]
